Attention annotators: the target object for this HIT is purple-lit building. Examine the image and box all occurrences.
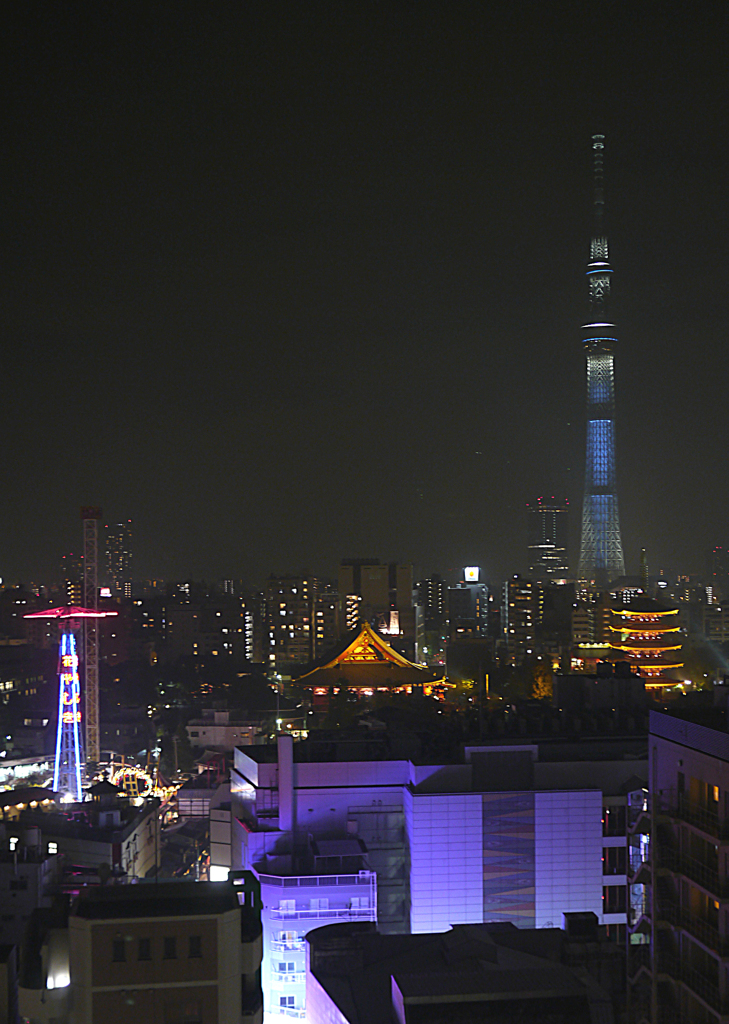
[230,735,645,1018]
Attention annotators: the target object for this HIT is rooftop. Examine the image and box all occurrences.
[650,708,729,761]
[307,922,612,1024]
[72,879,242,920]
[237,734,647,770]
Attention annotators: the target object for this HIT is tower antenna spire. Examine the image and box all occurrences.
[592,133,605,232]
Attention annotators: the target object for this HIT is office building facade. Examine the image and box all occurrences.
[528,500,570,581]
[105,520,133,598]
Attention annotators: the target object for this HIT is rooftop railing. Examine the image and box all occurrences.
[270,906,376,921]
[259,871,374,887]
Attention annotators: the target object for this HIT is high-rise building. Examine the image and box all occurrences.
[709,546,729,601]
[60,552,83,605]
[338,559,417,658]
[415,574,448,664]
[502,575,543,662]
[578,135,625,587]
[265,576,339,669]
[447,566,488,640]
[104,519,132,598]
[527,499,570,581]
[414,574,447,632]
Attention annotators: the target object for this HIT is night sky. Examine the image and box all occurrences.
[3,4,728,587]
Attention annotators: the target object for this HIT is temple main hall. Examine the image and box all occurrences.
[294,622,448,710]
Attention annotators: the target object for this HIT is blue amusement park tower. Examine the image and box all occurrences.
[578,134,625,587]
[24,605,117,801]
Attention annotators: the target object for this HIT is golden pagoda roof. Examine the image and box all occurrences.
[295,622,447,687]
[608,624,681,635]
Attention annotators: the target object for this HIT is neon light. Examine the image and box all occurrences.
[70,632,83,799]
[24,605,118,620]
[53,636,65,793]
[52,628,84,801]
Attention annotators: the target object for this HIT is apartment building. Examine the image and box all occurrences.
[629,709,729,1023]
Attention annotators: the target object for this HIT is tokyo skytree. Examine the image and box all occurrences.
[577,135,625,586]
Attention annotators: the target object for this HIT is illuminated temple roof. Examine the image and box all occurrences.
[607,598,683,677]
[294,622,447,690]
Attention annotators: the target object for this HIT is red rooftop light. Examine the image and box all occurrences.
[23,606,118,620]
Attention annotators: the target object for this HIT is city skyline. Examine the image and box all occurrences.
[2,6,728,585]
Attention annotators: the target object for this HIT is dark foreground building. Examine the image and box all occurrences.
[306,918,618,1023]
[629,709,729,1023]
[17,876,263,1024]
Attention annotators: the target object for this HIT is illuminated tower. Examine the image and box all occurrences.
[578,135,625,586]
[24,606,117,800]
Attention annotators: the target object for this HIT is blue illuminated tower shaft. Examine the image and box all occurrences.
[53,629,84,801]
[578,135,625,585]
[25,604,117,800]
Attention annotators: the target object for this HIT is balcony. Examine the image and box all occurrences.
[657,847,729,899]
[270,939,306,953]
[272,972,306,984]
[657,792,729,841]
[627,944,651,981]
[657,902,729,957]
[270,906,375,921]
[630,859,651,887]
[680,962,729,1016]
[259,872,374,888]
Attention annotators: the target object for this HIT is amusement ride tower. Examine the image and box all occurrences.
[25,605,117,801]
[577,134,625,587]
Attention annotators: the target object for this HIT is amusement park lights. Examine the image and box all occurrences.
[25,606,117,801]
[55,631,83,800]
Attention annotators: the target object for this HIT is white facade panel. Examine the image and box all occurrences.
[534,790,603,928]
[407,791,483,933]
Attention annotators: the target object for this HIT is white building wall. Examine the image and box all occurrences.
[260,872,375,1022]
[407,791,483,933]
[534,790,603,928]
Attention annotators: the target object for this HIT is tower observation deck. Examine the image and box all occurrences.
[578,135,625,586]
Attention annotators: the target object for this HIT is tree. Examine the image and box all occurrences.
[681,639,724,689]
[323,682,359,729]
[531,661,553,701]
